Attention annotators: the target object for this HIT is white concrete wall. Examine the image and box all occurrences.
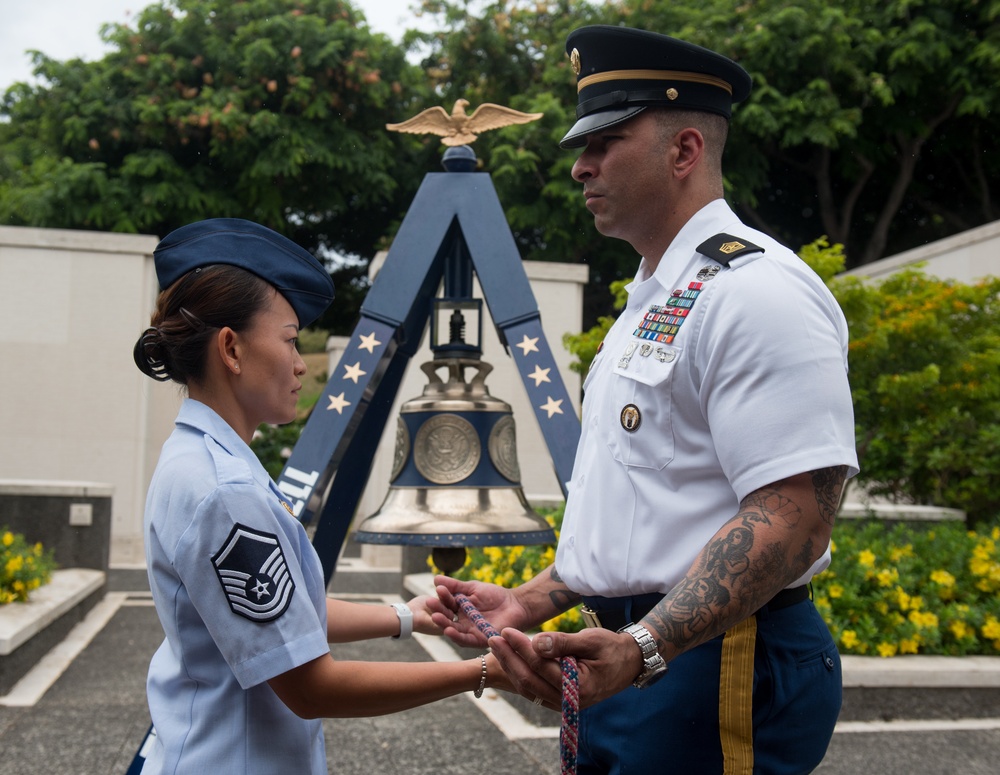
[329,254,588,565]
[0,226,180,566]
[0,226,585,570]
[842,218,1000,284]
[13,215,992,569]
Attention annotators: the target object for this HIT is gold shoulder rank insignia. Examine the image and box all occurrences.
[696,233,765,266]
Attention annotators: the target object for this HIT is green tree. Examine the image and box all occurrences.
[405,0,638,321]
[628,0,1000,267]
[4,0,1000,330]
[409,0,1000,314]
[0,0,435,316]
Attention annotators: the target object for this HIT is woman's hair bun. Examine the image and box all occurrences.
[133,327,172,382]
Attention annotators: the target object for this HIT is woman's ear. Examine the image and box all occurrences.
[215,327,241,376]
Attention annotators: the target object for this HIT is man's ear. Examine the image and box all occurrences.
[673,127,705,180]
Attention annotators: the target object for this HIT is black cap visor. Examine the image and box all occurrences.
[559,106,647,149]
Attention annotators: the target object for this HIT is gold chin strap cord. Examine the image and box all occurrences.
[578,69,734,95]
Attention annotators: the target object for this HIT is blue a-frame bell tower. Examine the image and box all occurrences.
[275,147,583,583]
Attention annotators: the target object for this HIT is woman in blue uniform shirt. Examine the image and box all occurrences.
[133,218,508,774]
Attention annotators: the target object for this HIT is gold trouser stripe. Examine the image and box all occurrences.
[719,616,757,775]
[577,69,733,94]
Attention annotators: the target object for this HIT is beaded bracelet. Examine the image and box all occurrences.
[474,654,487,699]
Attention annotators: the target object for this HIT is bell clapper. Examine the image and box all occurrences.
[432,547,468,576]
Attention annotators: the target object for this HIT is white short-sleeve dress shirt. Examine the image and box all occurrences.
[142,399,331,774]
[556,199,860,598]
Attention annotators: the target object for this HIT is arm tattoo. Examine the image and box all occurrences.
[547,565,580,613]
[812,465,848,526]
[646,465,846,655]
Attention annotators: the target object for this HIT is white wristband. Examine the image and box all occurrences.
[391,602,413,640]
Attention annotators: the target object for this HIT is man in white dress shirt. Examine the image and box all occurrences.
[433,24,859,774]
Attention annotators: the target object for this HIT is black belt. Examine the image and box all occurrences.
[580,585,810,631]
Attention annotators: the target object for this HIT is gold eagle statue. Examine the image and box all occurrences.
[386,99,543,146]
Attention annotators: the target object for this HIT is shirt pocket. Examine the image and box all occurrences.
[605,343,680,470]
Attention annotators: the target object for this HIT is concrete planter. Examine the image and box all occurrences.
[0,569,105,695]
[0,479,113,572]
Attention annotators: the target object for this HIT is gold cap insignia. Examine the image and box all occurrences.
[570,48,581,76]
[666,88,679,101]
[719,241,746,254]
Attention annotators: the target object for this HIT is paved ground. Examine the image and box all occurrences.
[1,562,999,774]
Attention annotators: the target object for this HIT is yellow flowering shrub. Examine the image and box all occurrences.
[0,528,57,605]
[815,520,1000,656]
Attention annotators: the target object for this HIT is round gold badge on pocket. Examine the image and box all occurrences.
[620,404,641,432]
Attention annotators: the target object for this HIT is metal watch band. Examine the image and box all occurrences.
[619,622,668,689]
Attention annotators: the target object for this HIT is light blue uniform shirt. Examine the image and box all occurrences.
[142,399,331,774]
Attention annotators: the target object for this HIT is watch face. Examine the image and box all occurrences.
[620,622,668,688]
[635,663,668,688]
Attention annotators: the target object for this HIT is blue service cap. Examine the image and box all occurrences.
[560,26,752,149]
[153,218,335,327]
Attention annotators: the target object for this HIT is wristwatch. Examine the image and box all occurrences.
[391,602,413,640]
[618,622,668,688]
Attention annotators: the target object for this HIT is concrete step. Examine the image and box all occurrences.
[0,568,105,694]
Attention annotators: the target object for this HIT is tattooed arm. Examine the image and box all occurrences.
[491,466,848,708]
[643,465,847,660]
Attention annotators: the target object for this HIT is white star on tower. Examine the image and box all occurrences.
[358,332,382,353]
[539,396,564,418]
[516,335,540,355]
[327,392,351,414]
[528,365,551,386]
[342,361,366,383]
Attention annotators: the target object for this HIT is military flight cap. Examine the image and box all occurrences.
[153,218,335,327]
[560,25,752,148]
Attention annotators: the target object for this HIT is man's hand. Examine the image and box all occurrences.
[490,627,645,710]
[427,575,530,648]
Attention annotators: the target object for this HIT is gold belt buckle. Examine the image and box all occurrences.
[580,605,602,629]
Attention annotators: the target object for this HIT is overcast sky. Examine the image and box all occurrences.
[0,0,430,92]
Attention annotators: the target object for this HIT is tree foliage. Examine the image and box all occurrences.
[0,0,435,279]
[1,0,999,327]
[405,0,1000,306]
[611,0,1000,268]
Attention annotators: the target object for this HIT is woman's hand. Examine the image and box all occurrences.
[405,594,445,636]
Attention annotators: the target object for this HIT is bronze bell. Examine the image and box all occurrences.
[354,354,555,573]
